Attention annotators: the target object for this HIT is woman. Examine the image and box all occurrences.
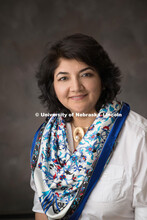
[30,33,147,220]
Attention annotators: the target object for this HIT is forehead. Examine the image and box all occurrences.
[55,58,89,73]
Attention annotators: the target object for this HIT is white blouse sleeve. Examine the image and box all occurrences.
[30,175,44,213]
[133,129,147,219]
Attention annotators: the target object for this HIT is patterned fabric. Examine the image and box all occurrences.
[31,101,122,219]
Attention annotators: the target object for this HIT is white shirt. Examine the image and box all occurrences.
[30,110,147,219]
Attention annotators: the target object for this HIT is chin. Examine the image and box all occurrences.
[70,108,91,114]
[67,103,96,114]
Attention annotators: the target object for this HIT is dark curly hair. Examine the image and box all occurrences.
[36,33,121,122]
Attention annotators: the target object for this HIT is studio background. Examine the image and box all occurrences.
[0,0,147,217]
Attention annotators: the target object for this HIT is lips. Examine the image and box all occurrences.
[69,94,87,101]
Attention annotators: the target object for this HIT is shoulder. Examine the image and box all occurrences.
[114,109,147,176]
[123,110,147,136]
[117,110,147,156]
[127,110,147,129]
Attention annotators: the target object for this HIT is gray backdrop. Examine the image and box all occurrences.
[0,0,147,215]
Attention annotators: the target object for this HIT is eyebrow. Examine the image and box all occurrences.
[55,67,94,77]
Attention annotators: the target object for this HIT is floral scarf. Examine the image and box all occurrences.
[31,101,122,219]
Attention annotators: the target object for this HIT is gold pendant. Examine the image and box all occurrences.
[73,127,85,143]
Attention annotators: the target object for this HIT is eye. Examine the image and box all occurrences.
[81,72,93,77]
[58,76,68,81]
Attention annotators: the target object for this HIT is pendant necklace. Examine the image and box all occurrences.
[72,123,88,143]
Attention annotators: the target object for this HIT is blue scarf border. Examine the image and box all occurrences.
[30,123,43,161]
[69,102,130,220]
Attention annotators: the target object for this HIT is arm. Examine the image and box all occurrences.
[35,212,48,220]
[133,130,147,219]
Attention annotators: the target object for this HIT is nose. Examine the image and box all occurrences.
[70,77,84,92]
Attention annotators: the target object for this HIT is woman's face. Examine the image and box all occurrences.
[54,58,102,114]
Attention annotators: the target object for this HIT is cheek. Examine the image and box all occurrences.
[86,78,102,94]
[54,83,67,100]
[53,82,60,99]
[94,82,102,94]
[95,77,102,92]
